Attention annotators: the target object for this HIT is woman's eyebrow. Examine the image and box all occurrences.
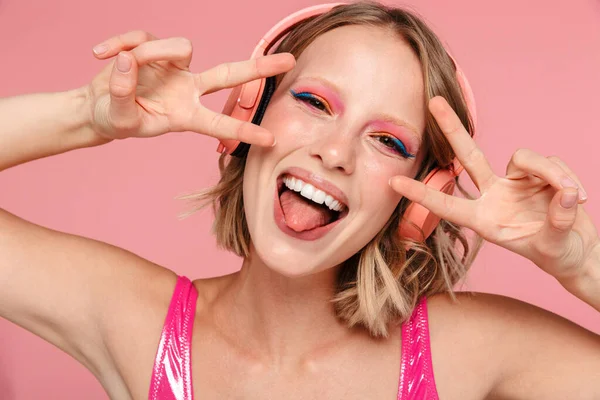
[373,116,420,138]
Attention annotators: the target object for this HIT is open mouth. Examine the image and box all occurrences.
[273,173,349,240]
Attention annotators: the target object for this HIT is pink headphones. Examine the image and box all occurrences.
[216,3,478,244]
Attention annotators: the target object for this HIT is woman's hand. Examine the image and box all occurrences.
[389,96,599,284]
[86,30,295,144]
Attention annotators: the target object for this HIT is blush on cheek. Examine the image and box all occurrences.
[262,107,321,149]
[360,163,400,200]
[379,176,402,202]
[364,162,406,203]
[360,175,402,227]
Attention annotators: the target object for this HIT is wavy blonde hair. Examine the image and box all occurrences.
[181,1,483,337]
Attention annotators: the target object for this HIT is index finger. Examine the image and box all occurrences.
[389,175,475,229]
[188,107,276,147]
[93,30,158,58]
[197,53,296,95]
[429,96,496,192]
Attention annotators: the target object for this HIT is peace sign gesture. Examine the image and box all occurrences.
[389,96,600,284]
[87,30,295,144]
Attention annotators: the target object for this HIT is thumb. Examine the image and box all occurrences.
[537,188,579,252]
[107,51,141,137]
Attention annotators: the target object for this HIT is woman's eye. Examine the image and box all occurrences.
[290,90,330,113]
[376,135,415,159]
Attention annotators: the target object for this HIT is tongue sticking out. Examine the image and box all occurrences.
[279,190,335,232]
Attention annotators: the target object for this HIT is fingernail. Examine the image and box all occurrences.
[93,43,109,55]
[560,177,587,201]
[560,189,578,209]
[116,53,131,73]
[560,177,578,189]
[271,138,277,147]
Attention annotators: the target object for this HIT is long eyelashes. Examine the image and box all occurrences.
[290,90,414,159]
[375,135,415,159]
[290,90,331,113]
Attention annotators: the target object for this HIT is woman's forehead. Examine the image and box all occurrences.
[292,26,423,91]
[296,25,418,68]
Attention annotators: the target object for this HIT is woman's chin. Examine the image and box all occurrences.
[254,241,324,277]
[269,262,320,278]
[251,234,358,279]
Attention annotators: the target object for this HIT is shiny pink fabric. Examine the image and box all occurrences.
[398,297,439,399]
[149,276,198,400]
[149,277,437,399]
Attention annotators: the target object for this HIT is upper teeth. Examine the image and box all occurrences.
[283,175,345,212]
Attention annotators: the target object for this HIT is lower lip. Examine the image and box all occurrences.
[273,187,344,241]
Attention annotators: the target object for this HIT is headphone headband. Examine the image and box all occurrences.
[258,3,346,54]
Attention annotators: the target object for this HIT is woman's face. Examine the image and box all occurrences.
[243,25,426,277]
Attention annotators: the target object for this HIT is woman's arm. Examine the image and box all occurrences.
[0,88,108,172]
[559,243,600,312]
[0,86,179,385]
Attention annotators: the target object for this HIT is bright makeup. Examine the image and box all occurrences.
[367,120,420,157]
[290,79,345,114]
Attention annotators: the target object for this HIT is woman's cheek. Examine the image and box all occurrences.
[267,111,322,150]
[364,162,405,205]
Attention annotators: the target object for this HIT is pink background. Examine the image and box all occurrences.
[1,0,599,398]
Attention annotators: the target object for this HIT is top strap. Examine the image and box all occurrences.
[148,276,199,400]
[397,297,439,400]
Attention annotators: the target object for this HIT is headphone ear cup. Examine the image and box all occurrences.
[217,79,265,155]
[218,76,278,157]
[399,168,456,244]
[222,85,243,117]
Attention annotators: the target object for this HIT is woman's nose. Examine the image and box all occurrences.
[308,132,356,174]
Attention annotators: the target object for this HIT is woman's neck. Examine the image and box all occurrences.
[211,245,357,367]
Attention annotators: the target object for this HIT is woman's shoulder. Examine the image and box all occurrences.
[424,291,523,397]
[426,290,567,354]
[425,290,600,398]
[427,290,579,333]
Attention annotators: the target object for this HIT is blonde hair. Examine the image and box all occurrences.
[181,1,483,337]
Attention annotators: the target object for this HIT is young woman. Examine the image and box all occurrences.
[1,2,599,399]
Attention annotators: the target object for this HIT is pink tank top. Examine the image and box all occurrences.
[148,276,439,400]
